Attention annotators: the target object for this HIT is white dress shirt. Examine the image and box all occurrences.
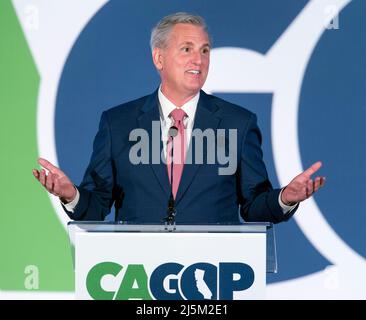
[158,86,199,159]
[64,87,297,214]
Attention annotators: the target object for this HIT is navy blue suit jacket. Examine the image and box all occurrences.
[64,90,296,223]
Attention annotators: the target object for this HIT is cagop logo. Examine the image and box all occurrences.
[86,261,254,300]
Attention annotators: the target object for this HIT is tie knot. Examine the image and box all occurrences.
[169,108,187,124]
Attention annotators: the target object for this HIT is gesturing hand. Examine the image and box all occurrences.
[281,161,326,206]
[32,158,77,203]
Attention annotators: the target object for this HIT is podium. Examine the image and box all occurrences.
[68,222,276,300]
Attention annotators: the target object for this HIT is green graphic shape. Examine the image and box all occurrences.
[0,0,73,291]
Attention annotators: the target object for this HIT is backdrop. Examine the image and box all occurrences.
[1,0,365,299]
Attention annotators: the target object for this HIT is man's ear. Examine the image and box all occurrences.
[152,47,163,70]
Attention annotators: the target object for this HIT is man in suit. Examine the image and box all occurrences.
[33,12,325,223]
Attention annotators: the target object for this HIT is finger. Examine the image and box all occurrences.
[38,158,63,176]
[45,173,55,192]
[39,169,46,186]
[53,177,61,196]
[32,169,40,179]
[306,179,314,198]
[303,161,322,178]
[320,176,326,187]
[313,177,322,193]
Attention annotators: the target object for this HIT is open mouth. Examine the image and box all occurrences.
[186,70,201,75]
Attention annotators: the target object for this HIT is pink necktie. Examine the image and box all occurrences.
[167,108,187,199]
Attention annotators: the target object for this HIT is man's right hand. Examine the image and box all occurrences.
[32,158,77,203]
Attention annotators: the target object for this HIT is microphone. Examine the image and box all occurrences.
[165,126,178,225]
[168,126,178,139]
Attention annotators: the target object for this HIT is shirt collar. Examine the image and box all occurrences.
[158,85,200,123]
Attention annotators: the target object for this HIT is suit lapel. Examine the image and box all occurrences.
[175,91,221,204]
[137,90,171,197]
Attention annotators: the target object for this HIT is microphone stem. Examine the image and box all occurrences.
[170,137,174,189]
[167,135,175,224]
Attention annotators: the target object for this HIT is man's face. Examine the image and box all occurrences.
[153,23,210,102]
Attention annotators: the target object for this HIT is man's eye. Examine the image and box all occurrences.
[182,47,190,52]
[202,48,210,54]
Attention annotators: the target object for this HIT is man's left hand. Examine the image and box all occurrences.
[281,161,326,206]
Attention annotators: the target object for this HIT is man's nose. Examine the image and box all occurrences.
[191,50,202,65]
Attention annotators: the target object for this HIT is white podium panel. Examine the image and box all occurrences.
[69,223,274,300]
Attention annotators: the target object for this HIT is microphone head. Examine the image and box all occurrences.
[168,126,179,138]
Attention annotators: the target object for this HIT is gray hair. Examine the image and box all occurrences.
[150,12,211,51]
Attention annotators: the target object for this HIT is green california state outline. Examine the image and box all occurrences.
[0,0,73,292]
